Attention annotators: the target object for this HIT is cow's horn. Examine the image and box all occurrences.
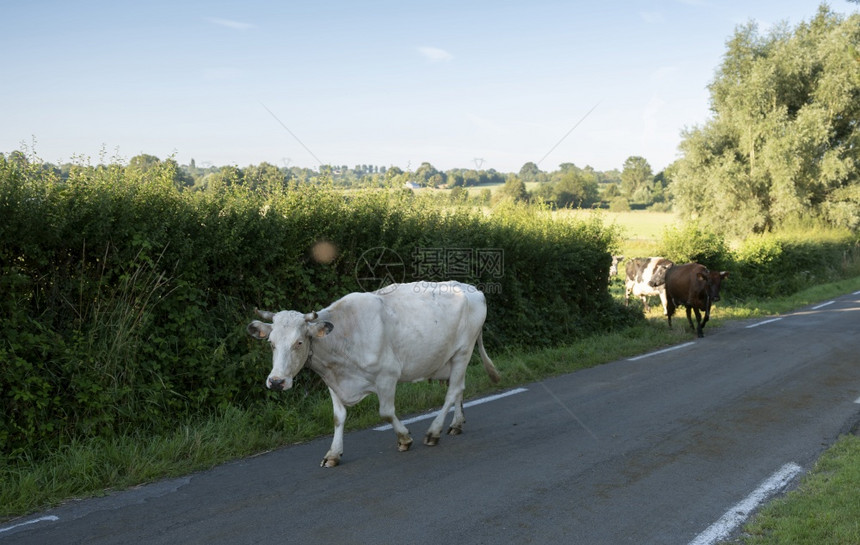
[255,308,276,320]
[304,311,319,322]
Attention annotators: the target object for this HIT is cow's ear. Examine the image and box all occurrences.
[247,320,273,340]
[720,271,729,278]
[255,308,276,321]
[309,321,334,338]
[697,272,708,282]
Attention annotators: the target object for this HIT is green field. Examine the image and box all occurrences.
[555,208,679,242]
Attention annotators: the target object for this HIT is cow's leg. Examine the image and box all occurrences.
[639,295,651,312]
[659,290,669,316]
[322,387,347,468]
[685,306,696,332]
[447,391,465,436]
[666,299,676,328]
[425,359,468,445]
[694,307,706,337]
[376,378,413,452]
[700,303,712,332]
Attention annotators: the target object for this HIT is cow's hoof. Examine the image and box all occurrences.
[447,426,462,436]
[321,457,340,468]
[424,433,440,446]
[397,438,413,452]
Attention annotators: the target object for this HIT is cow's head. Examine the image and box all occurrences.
[648,259,674,287]
[609,255,624,277]
[707,271,729,303]
[247,309,334,391]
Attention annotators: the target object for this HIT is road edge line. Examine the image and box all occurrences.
[374,387,528,431]
[627,342,695,362]
[687,462,803,545]
[0,516,59,534]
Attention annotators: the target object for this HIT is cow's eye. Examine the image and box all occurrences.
[292,340,303,350]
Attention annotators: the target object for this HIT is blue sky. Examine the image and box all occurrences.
[2,1,851,173]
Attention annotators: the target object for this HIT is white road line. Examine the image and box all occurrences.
[627,342,695,362]
[811,301,835,310]
[853,290,860,295]
[688,462,803,545]
[854,396,860,405]
[374,387,528,431]
[0,516,59,534]
[746,317,783,329]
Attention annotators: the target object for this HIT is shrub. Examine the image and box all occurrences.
[730,231,859,299]
[659,221,732,271]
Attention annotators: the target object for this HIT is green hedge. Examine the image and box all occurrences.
[1,157,637,458]
[660,222,860,300]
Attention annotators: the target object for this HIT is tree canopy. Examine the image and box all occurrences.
[671,5,860,235]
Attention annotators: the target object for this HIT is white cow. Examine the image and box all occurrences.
[624,257,674,314]
[247,280,501,467]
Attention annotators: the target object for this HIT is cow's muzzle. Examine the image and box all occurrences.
[267,377,290,390]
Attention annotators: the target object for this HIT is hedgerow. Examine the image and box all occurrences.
[659,221,859,300]
[0,156,637,459]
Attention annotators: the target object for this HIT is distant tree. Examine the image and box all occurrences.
[199,165,243,190]
[128,153,160,173]
[163,158,194,189]
[518,162,542,183]
[495,177,529,203]
[620,156,654,202]
[447,172,465,187]
[553,169,600,208]
[414,162,446,187]
[127,154,194,189]
[602,183,621,200]
[244,162,285,190]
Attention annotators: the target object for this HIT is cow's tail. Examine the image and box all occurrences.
[476,331,501,383]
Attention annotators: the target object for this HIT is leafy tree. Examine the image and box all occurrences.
[603,183,621,200]
[620,156,654,203]
[672,6,860,234]
[553,169,600,208]
[244,162,286,191]
[414,162,446,188]
[128,154,161,173]
[518,162,543,183]
[198,165,243,191]
[127,154,193,189]
[495,177,529,203]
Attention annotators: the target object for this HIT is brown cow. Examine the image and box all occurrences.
[662,263,729,338]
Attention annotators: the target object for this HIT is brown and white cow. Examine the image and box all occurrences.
[663,262,729,338]
[247,281,501,467]
[625,257,674,314]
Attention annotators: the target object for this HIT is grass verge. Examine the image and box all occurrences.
[734,434,860,545]
[2,276,859,523]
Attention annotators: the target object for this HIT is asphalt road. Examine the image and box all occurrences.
[3,291,860,545]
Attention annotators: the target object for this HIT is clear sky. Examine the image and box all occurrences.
[2,1,851,174]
